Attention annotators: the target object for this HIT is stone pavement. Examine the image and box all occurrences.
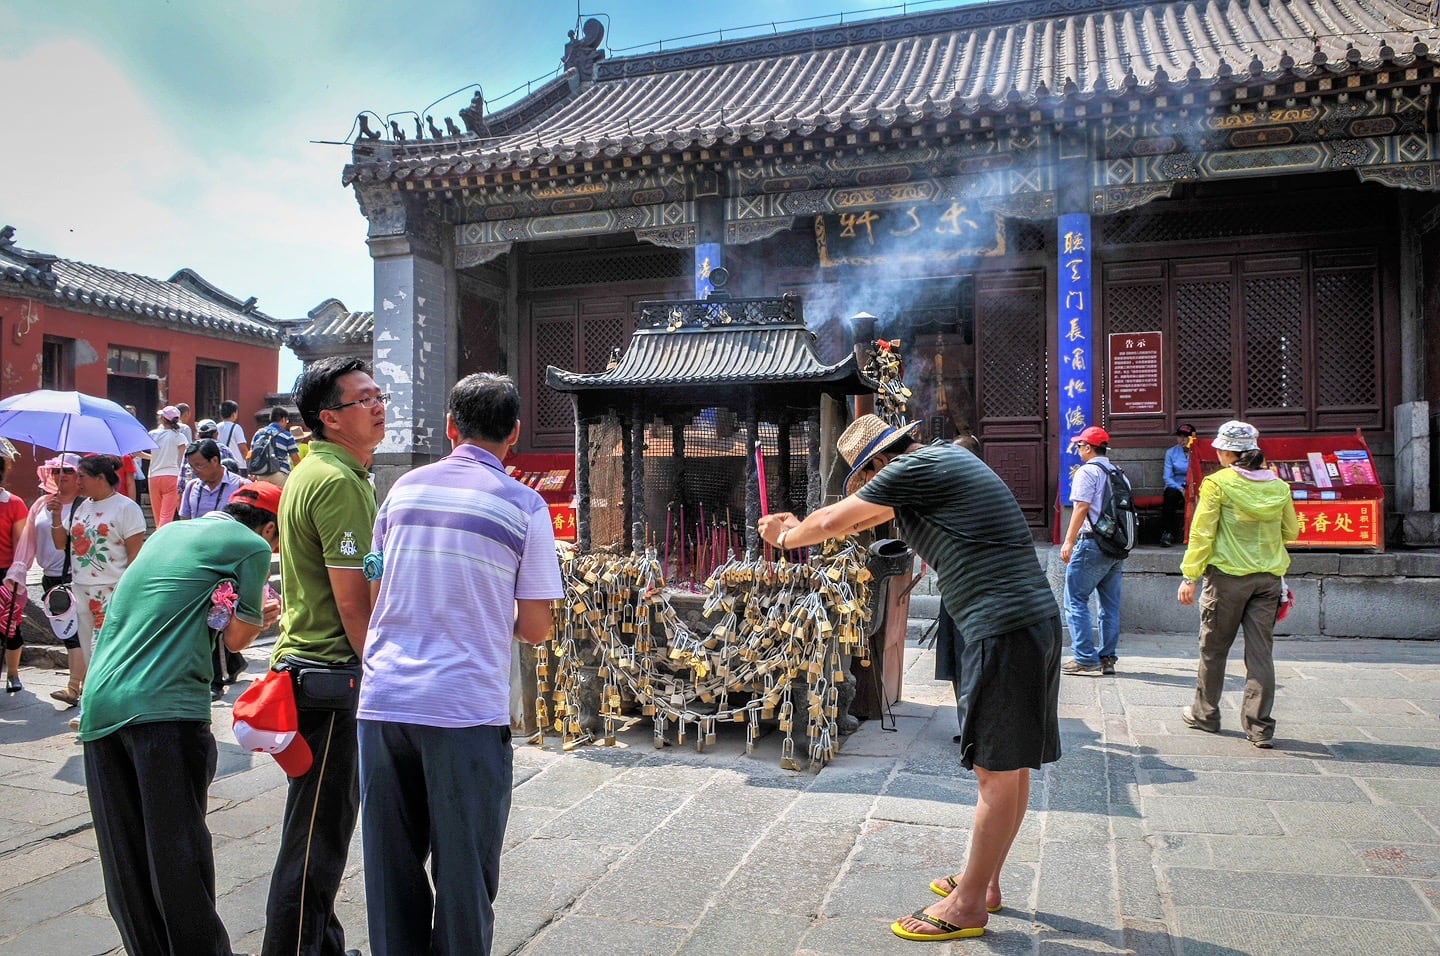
[0,632,1437,955]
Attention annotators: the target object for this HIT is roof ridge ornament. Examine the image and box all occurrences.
[564,17,607,80]
[459,90,488,136]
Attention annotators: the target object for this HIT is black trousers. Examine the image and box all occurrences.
[262,705,360,956]
[358,720,513,956]
[83,721,231,956]
[1162,487,1186,540]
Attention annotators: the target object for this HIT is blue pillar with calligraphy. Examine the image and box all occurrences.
[695,243,722,298]
[1057,213,1094,514]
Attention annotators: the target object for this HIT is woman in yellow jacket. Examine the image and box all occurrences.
[1176,421,1298,748]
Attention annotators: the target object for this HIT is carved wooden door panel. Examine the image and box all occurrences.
[975,269,1048,527]
[523,295,638,450]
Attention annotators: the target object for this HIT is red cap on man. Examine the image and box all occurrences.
[230,481,282,516]
[233,670,312,777]
[1070,425,1110,447]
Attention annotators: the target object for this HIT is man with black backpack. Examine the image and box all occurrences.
[249,406,300,487]
[1060,425,1135,676]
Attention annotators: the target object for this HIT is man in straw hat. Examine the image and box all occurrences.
[77,482,283,956]
[758,413,1061,942]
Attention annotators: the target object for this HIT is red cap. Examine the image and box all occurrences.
[230,481,282,517]
[1070,425,1110,447]
[233,670,312,777]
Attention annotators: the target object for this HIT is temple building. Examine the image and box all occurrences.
[344,0,1440,543]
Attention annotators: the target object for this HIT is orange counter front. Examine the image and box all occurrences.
[1187,431,1384,551]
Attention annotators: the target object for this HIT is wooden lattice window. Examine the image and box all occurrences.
[1314,265,1380,409]
[531,314,576,440]
[1099,249,1383,431]
[525,296,641,449]
[1174,272,1235,415]
[1243,270,1305,412]
[978,283,1045,420]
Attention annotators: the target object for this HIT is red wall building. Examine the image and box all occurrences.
[0,227,284,504]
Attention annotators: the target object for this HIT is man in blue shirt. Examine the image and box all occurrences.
[249,407,301,487]
[1161,424,1196,547]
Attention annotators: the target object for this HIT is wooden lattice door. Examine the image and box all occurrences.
[975,269,1048,527]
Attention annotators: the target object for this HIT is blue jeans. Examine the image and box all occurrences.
[1064,538,1124,664]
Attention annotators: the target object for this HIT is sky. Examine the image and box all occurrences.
[0,0,971,391]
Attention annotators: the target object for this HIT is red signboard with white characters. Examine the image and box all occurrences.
[504,453,577,543]
[1186,429,1384,551]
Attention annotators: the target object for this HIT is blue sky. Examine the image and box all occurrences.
[0,0,970,389]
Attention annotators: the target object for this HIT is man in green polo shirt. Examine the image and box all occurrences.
[262,356,386,956]
[79,483,283,956]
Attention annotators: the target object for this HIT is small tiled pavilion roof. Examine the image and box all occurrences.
[348,0,1440,184]
[548,296,875,408]
[0,229,283,343]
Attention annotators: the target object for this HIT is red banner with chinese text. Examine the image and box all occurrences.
[548,504,577,542]
[1292,500,1381,549]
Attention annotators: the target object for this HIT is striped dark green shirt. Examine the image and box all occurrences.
[857,442,1056,642]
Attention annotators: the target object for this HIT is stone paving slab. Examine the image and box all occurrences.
[2,634,1439,955]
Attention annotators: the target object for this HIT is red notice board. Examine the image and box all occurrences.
[1186,430,1384,551]
[504,452,577,542]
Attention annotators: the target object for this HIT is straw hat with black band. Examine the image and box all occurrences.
[838,414,923,497]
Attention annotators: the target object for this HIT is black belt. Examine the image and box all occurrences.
[1077,531,1093,539]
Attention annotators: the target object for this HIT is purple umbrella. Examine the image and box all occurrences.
[0,389,156,455]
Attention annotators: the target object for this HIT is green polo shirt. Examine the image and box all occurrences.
[78,513,271,742]
[272,440,376,665]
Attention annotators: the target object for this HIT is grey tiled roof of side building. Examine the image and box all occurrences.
[347,0,1440,183]
[286,298,374,348]
[0,238,283,343]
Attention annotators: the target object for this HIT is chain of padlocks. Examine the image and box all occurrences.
[532,538,875,770]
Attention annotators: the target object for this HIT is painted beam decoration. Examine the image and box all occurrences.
[1057,212,1093,486]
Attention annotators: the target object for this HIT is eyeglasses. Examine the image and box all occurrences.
[324,392,391,412]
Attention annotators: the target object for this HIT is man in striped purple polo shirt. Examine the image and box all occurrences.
[357,373,563,956]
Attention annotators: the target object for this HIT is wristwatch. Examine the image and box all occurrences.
[1182,577,1198,585]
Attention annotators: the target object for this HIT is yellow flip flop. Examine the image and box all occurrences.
[928,877,1003,913]
[891,909,985,942]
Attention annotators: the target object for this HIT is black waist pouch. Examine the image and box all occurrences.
[277,654,361,711]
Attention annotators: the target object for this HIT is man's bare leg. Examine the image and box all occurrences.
[901,766,1027,935]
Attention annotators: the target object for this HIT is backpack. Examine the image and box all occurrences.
[248,427,283,476]
[1088,461,1137,559]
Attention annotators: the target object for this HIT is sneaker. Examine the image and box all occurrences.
[68,714,81,732]
[5,676,20,694]
[225,656,249,685]
[1159,533,1174,548]
[1100,656,1116,676]
[1062,659,1103,676]
[1250,737,1274,749]
[1181,706,1219,733]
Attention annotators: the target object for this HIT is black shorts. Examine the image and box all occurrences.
[954,615,1063,772]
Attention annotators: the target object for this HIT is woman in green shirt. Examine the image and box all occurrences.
[1176,421,1298,748]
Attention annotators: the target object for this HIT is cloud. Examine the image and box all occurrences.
[0,36,371,324]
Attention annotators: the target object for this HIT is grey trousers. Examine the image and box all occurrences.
[1191,568,1282,741]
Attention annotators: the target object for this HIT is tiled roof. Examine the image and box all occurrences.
[548,296,873,394]
[348,0,1440,184]
[286,298,374,349]
[0,231,283,343]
